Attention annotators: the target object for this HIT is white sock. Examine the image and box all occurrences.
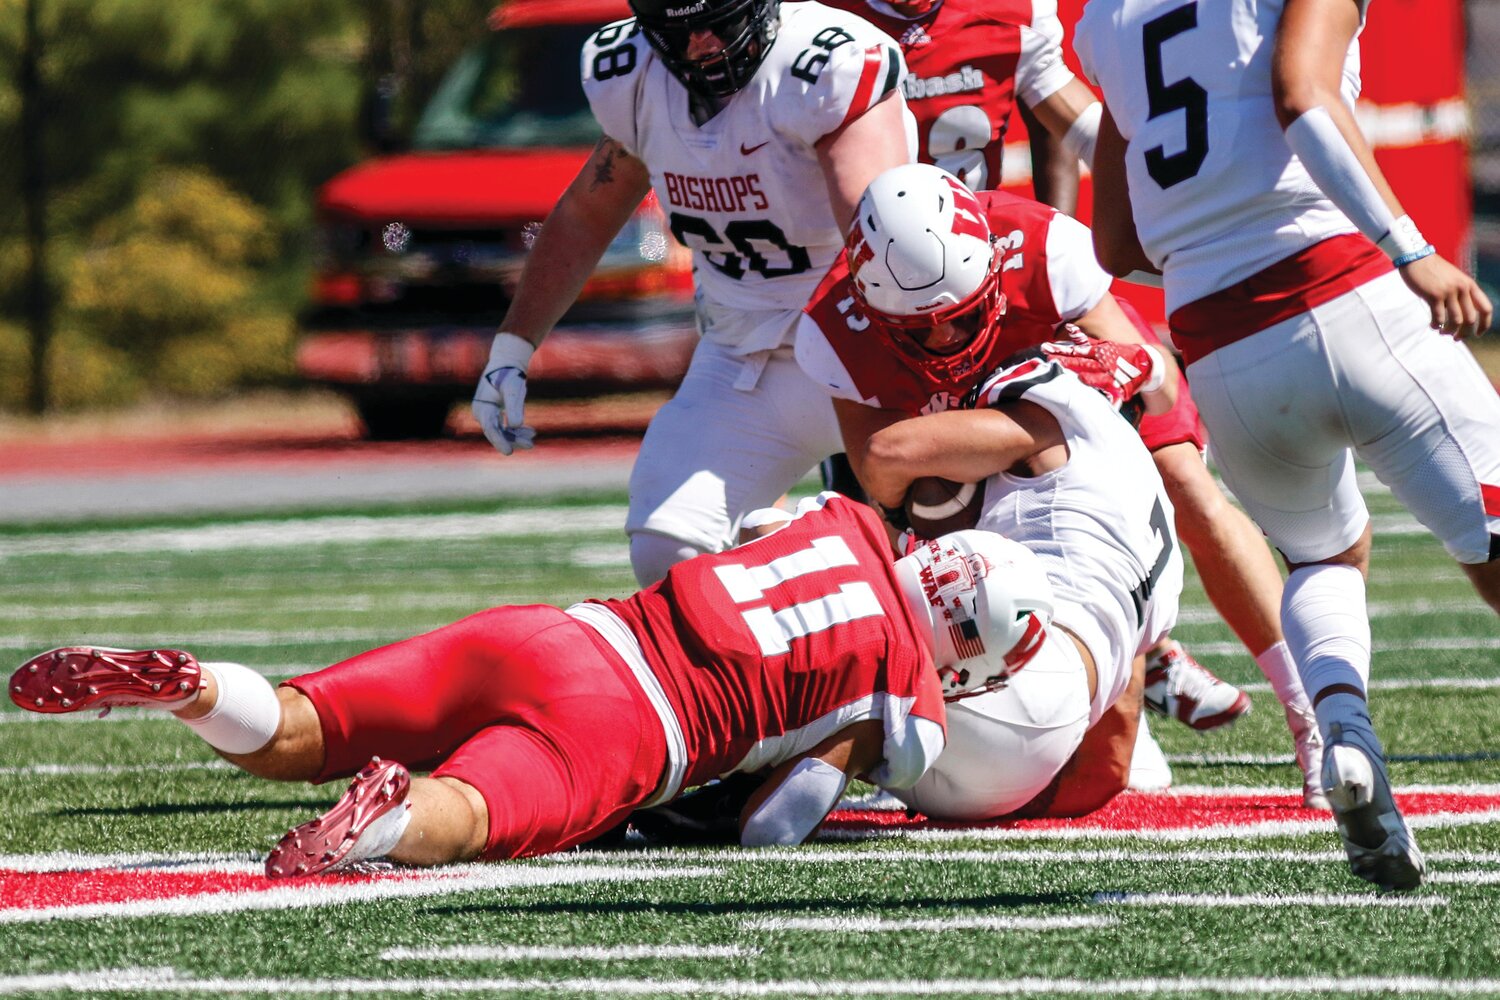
[1281,565,1373,743]
[1254,641,1314,718]
[346,801,412,862]
[179,662,282,755]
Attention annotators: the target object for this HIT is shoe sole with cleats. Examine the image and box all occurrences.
[10,647,201,714]
[265,757,411,879]
[1323,733,1425,891]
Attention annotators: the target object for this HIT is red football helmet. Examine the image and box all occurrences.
[844,163,1007,385]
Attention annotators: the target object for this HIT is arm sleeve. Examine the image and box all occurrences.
[1016,0,1076,108]
[1045,213,1114,322]
[739,757,850,846]
[581,19,649,156]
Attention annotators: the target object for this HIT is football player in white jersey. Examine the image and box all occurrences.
[471,0,915,586]
[1076,0,1500,891]
[856,350,1184,820]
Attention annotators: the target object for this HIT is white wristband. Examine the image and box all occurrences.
[487,331,535,373]
[1375,214,1428,262]
[1060,101,1103,170]
[1140,345,1166,394]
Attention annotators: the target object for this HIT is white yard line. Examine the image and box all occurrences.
[0,507,630,561]
[1093,891,1443,908]
[0,761,236,776]
[381,945,757,962]
[1425,870,1500,885]
[8,971,1500,996]
[0,864,718,925]
[555,847,1500,865]
[742,915,1115,932]
[1177,637,1500,658]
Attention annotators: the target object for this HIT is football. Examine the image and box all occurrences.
[904,476,987,538]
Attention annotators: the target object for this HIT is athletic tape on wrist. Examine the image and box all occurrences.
[1140,345,1166,394]
[487,331,535,373]
[1060,101,1102,170]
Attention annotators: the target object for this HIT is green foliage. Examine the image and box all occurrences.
[0,0,501,412]
[61,168,293,403]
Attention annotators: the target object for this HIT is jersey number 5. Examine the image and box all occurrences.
[1141,2,1208,189]
[713,535,885,656]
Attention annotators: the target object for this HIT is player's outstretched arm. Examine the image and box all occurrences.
[1273,0,1491,339]
[473,137,653,454]
[816,93,914,232]
[861,406,1062,510]
[739,720,884,846]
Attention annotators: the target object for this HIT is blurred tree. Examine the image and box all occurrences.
[0,0,504,414]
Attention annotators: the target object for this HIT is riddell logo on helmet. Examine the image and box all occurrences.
[667,3,708,15]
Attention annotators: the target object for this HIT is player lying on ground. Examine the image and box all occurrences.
[798,162,1327,804]
[1075,0,1500,890]
[11,495,1060,877]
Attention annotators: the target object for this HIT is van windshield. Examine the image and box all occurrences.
[413,24,603,150]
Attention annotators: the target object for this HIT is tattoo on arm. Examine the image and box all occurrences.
[591,137,623,190]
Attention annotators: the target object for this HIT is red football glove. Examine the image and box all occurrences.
[1040,326,1162,408]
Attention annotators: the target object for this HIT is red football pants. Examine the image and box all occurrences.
[286,605,667,858]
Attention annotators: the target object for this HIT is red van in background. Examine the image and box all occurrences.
[298,0,694,438]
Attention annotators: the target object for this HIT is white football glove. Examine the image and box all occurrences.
[472,332,537,455]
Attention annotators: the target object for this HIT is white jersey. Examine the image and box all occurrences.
[1074,0,1369,314]
[969,358,1182,724]
[583,3,913,354]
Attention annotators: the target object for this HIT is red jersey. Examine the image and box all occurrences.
[823,0,1074,190]
[796,189,1111,414]
[585,494,945,798]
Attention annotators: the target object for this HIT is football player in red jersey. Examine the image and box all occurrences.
[822,0,1104,209]
[10,496,1066,876]
[798,163,1329,805]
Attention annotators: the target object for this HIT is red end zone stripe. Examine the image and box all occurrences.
[840,46,885,130]
[1482,483,1500,519]
[0,868,385,911]
[826,789,1500,833]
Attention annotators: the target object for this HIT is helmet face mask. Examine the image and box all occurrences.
[629,0,781,99]
[845,164,1007,384]
[894,531,1056,701]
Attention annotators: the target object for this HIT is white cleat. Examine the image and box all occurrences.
[1322,724,1424,892]
[1127,715,1173,792]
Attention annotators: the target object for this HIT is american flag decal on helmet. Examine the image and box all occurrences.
[948,618,985,660]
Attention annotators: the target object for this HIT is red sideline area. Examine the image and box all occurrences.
[0,867,390,912]
[825,789,1500,834]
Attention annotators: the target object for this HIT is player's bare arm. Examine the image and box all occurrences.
[861,403,1066,509]
[739,719,885,846]
[831,397,907,496]
[498,137,653,346]
[1020,100,1079,216]
[1089,105,1157,279]
[1026,77,1104,175]
[1273,0,1491,338]
[815,92,914,231]
[473,137,653,454]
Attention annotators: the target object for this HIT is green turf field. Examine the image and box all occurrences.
[1,480,1497,998]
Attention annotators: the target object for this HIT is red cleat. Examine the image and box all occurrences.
[265,757,411,879]
[1143,641,1252,732]
[9,647,202,714]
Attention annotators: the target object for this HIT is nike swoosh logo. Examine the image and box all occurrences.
[740,140,770,156]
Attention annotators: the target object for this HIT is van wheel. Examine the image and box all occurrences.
[355,396,452,440]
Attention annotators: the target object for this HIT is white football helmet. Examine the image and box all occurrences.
[844,163,1006,381]
[894,530,1056,700]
